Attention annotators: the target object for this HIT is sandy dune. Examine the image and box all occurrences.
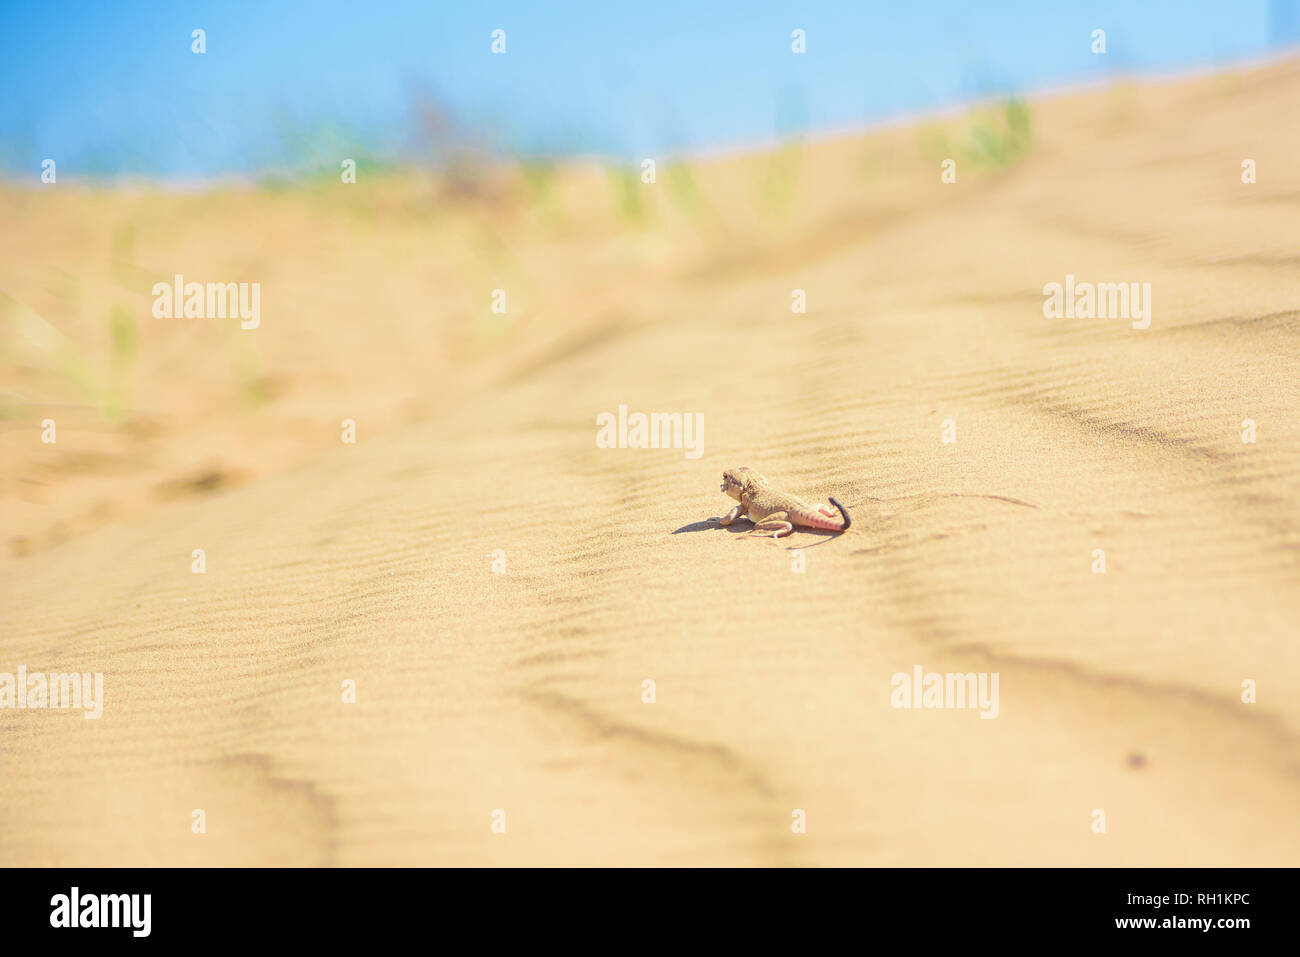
[2,60,1299,865]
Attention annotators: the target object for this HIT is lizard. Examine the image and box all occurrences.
[712,466,852,538]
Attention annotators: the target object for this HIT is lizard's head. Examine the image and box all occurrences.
[721,467,765,500]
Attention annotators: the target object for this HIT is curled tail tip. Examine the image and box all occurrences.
[829,496,851,530]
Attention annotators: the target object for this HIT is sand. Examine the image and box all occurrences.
[2,59,1299,866]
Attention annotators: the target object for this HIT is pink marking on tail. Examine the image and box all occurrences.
[793,508,846,531]
[794,497,851,532]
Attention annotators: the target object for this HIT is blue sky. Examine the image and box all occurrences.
[0,1,1293,179]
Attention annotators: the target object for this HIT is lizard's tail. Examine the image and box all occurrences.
[828,496,852,531]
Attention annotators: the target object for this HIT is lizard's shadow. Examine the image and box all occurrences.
[672,519,749,535]
[786,532,843,549]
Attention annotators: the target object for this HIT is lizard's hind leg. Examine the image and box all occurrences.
[747,515,794,539]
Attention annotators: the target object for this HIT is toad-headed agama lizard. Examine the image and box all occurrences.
[712,466,851,538]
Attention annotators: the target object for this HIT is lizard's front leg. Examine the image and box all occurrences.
[712,504,746,526]
[747,513,794,538]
